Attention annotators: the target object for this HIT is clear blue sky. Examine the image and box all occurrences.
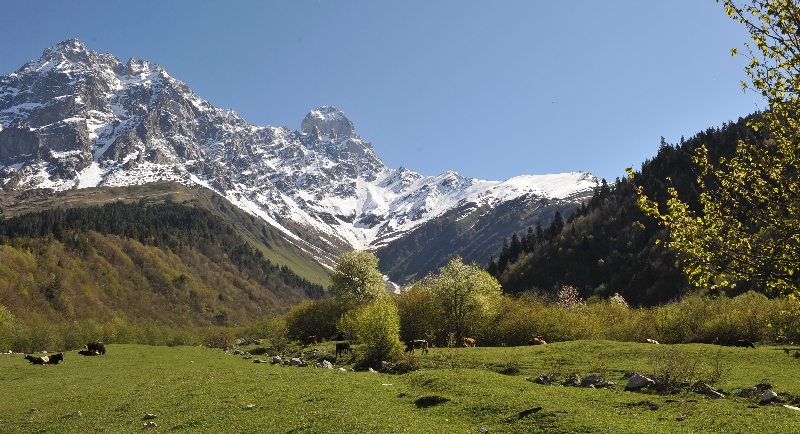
[1,0,761,182]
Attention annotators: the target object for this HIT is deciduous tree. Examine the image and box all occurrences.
[330,251,387,306]
[631,0,800,295]
[431,256,502,342]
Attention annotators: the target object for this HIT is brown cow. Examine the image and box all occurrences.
[405,339,429,354]
[463,337,476,347]
[335,342,352,357]
[305,335,318,346]
[528,337,547,345]
[733,339,756,348]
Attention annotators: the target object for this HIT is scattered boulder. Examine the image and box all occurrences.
[533,374,552,386]
[761,391,778,404]
[322,360,334,369]
[738,382,773,398]
[581,373,604,388]
[756,381,772,391]
[289,358,306,367]
[737,387,760,398]
[625,374,655,391]
[271,356,282,364]
[564,373,581,387]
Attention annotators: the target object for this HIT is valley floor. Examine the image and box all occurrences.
[1,341,798,433]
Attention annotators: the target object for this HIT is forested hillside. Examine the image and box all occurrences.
[490,115,766,306]
[0,199,325,327]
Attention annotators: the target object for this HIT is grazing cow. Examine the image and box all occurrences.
[463,337,476,347]
[335,342,352,357]
[305,335,318,346]
[733,339,756,348]
[87,342,106,355]
[405,339,429,355]
[528,337,547,345]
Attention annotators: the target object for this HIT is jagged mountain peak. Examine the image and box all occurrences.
[42,39,88,58]
[301,106,355,140]
[0,41,599,279]
[123,57,165,78]
[28,38,109,72]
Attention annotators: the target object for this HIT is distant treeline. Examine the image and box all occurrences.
[0,199,325,299]
[488,115,766,306]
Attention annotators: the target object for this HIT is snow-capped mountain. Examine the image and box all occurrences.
[0,39,598,271]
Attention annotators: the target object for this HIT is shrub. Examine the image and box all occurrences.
[283,299,344,341]
[775,294,800,343]
[245,317,288,351]
[394,283,439,343]
[203,328,234,349]
[353,297,403,367]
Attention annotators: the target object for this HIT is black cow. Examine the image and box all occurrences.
[24,353,63,365]
[78,349,101,356]
[404,339,429,355]
[733,339,756,348]
[87,342,106,354]
[335,342,352,357]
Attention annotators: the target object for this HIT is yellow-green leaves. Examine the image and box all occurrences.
[628,1,800,297]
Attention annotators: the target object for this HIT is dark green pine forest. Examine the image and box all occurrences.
[488,114,766,307]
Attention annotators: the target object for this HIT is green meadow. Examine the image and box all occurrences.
[2,341,799,433]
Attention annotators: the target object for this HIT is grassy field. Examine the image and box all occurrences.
[1,341,799,433]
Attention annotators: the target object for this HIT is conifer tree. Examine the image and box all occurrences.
[509,232,523,264]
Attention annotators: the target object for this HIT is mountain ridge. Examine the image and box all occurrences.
[0,39,597,282]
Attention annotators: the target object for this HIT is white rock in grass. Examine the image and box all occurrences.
[625,374,655,390]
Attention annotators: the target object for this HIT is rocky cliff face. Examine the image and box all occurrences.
[0,39,598,278]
